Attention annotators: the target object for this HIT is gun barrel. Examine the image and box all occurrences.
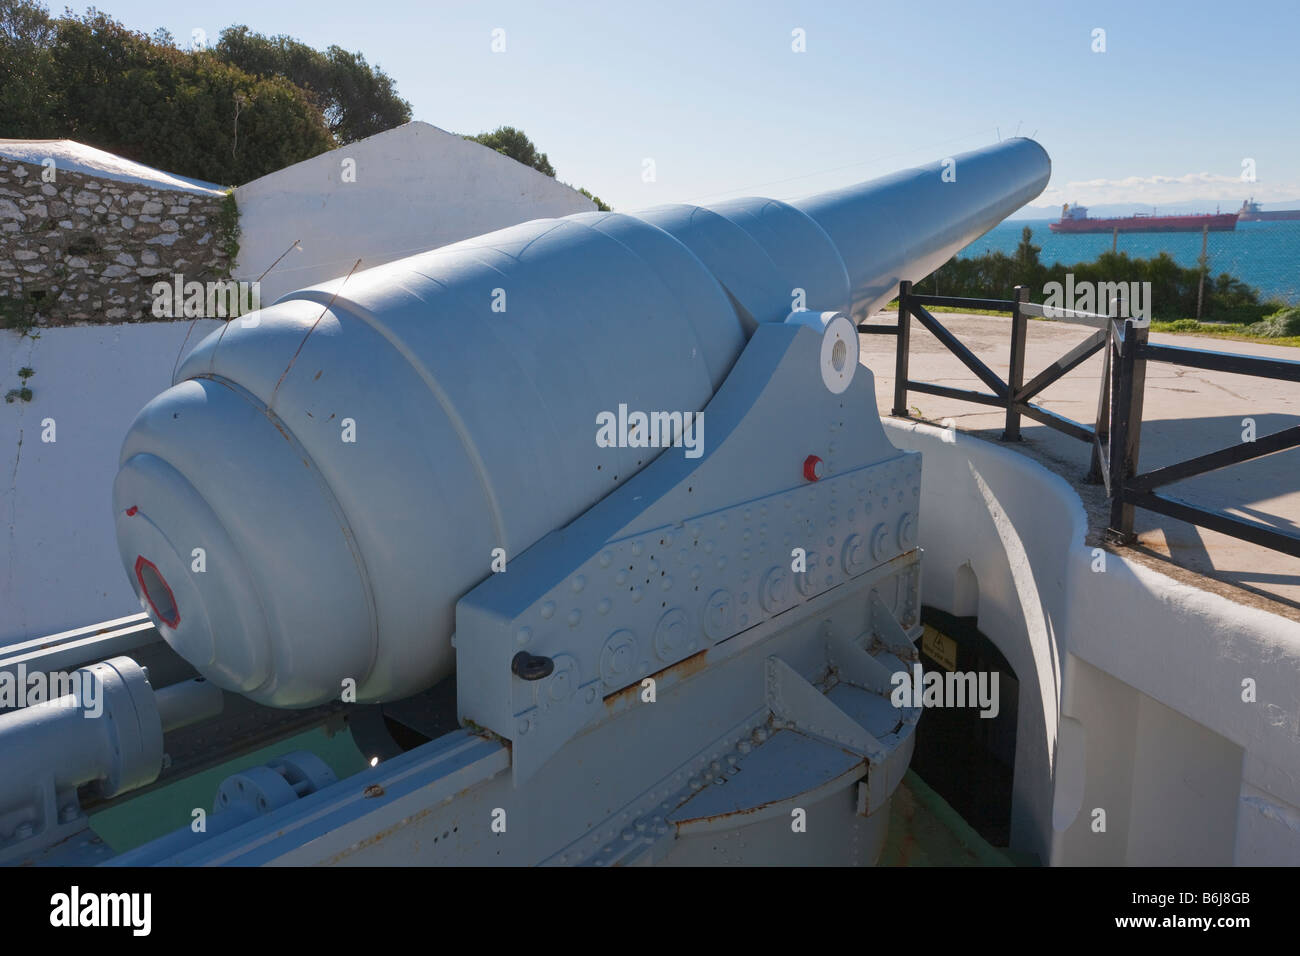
[113,139,1050,708]
[790,137,1051,319]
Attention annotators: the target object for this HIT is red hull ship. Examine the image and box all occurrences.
[1237,198,1300,222]
[1049,203,1237,233]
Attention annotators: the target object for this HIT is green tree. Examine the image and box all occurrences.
[1013,226,1040,269]
[44,9,334,184]
[0,4,336,184]
[912,230,1268,322]
[466,126,556,177]
[466,125,610,209]
[0,0,57,136]
[577,187,611,212]
[215,25,412,144]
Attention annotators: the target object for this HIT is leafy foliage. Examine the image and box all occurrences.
[0,1,414,184]
[0,0,57,136]
[214,190,240,268]
[466,126,556,177]
[465,126,611,210]
[1245,306,1300,338]
[577,186,611,212]
[214,26,411,144]
[917,226,1277,322]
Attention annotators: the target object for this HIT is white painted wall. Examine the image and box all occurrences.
[0,322,220,645]
[883,418,1300,866]
[233,122,597,304]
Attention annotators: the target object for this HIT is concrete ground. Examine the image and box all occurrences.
[859,310,1300,620]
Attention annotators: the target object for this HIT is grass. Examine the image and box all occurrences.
[1146,319,1300,348]
[880,301,1300,348]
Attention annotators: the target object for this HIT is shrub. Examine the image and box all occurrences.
[1245,307,1300,338]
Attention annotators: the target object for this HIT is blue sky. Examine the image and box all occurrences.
[90,0,1300,211]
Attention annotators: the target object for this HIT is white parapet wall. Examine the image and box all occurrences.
[883,418,1300,866]
[0,321,221,644]
[233,122,598,305]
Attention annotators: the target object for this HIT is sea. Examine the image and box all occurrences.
[960,219,1300,306]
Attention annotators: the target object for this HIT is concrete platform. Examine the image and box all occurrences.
[860,311,1300,620]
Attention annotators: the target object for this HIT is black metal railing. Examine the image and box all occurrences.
[870,281,1300,558]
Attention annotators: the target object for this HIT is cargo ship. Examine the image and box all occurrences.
[1049,202,1237,233]
[1237,198,1300,221]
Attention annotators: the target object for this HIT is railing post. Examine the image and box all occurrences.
[1085,323,1112,484]
[1126,319,1150,516]
[892,280,911,417]
[1107,318,1149,541]
[1002,285,1029,441]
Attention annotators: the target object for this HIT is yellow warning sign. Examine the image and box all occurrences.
[921,626,958,672]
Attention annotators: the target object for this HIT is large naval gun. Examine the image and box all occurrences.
[0,139,1050,866]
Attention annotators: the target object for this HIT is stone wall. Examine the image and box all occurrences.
[0,158,230,327]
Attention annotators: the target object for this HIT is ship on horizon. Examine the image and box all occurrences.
[1237,198,1300,222]
[1049,203,1237,234]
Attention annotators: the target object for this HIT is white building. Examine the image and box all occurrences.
[233,121,597,304]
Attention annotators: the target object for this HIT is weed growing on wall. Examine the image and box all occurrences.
[215,190,240,276]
